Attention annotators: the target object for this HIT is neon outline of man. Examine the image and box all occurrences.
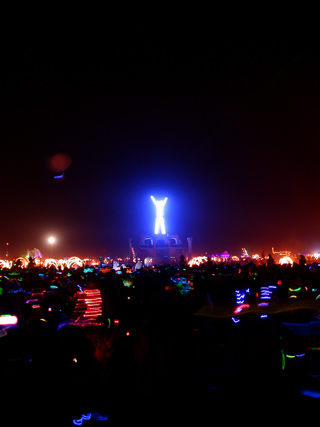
[151,196,167,234]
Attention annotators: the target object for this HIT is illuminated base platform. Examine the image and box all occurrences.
[136,234,192,265]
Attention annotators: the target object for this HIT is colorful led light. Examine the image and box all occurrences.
[258,302,269,307]
[260,286,271,300]
[71,288,103,325]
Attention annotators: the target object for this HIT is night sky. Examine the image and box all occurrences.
[1,23,319,259]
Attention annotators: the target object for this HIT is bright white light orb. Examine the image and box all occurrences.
[279,256,293,266]
[48,237,55,244]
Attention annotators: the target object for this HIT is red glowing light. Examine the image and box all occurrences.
[234,304,250,315]
[71,289,103,325]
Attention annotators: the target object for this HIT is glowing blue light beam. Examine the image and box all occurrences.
[300,389,320,398]
[73,412,108,425]
[54,173,64,180]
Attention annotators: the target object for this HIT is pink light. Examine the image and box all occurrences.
[234,304,250,315]
[0,315,18,325]
[31,290,46,296]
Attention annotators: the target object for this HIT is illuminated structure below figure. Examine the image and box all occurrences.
[151,196,167,235]
[138,233,192,265]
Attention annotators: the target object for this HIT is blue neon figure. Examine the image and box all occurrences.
[151,196,167,235]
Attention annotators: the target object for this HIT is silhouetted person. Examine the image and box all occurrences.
[299,254,306,267]
[98,256,106,270]
[267,253,275,268]
[179,254,186,270]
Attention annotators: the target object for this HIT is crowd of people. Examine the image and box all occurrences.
[1,256,320,424]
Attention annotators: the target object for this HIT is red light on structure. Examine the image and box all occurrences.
[114,319,119,325]
[126,331,130,336]
[277,280,282,285]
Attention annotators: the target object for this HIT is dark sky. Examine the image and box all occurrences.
[1,23,319,259]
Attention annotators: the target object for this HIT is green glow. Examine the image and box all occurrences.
[289,287,301,292]
[281,348,286,370]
